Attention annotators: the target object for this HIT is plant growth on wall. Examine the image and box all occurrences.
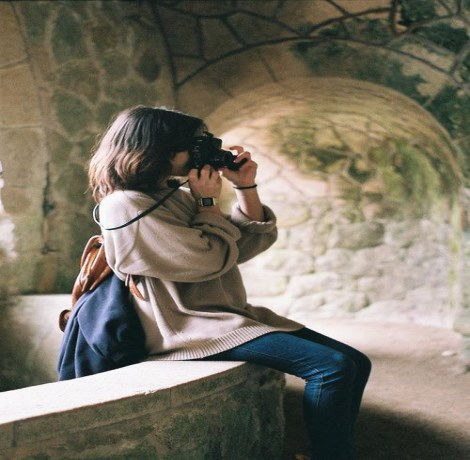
[291,0,469,185]
[270,111,460,220]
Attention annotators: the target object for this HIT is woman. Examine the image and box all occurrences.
[88,105,372,460]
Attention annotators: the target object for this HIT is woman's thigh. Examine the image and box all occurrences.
[197,327,365,380]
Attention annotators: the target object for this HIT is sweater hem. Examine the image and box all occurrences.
[143,323,305,361]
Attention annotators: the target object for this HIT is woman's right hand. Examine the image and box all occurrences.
[188,164,222,200]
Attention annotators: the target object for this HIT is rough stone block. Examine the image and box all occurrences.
[15,390,171,445]
[51,7,87,63]
[0,65,41,126]
[0,361,286,459]
[0,3,27,67]
[170,365,248,407]
[0,422,13,450]
[241,267,288,296]
[286,271,343,297]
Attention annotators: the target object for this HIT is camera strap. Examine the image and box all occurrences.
[93,179,189,231]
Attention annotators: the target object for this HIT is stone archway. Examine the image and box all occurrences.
[203,77,463,330]
[0,0,468,375]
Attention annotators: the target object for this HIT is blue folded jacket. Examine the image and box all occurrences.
[57,273,148,380]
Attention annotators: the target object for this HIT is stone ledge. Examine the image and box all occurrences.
[0,360,287,458]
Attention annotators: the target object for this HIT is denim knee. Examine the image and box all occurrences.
[331,352,358,382]
[355,351,372,379]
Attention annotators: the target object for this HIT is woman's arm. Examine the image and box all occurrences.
[226,201,278,265]
[101,191,242,283]
[233,187,264,222]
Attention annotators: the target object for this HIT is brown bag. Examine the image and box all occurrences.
[58,235,144,332]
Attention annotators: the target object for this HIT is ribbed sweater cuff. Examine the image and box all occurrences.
[192,210,242,240]
[229,203,277,233]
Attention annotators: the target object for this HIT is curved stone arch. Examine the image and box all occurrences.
[165,0,469,184]
[153,0,467,90]
[201,76,464,335]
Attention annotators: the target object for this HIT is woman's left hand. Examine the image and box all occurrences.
[218,146,257,187]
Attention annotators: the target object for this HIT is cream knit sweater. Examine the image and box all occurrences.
[99,185,305,360]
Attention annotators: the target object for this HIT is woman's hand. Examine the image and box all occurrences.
[218,146,257,187]
[188,164,222,199]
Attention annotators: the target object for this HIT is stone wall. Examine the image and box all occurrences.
[0,361,287,459]
[1,1,174,293]
[205,78,464,330]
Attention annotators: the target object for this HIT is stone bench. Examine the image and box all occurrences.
[0,296,288,459]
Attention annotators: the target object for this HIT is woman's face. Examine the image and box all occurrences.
[170,150,192,176]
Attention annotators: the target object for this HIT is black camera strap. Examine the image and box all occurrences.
[93,180,189,231]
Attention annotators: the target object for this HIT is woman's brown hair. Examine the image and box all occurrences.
[88,105,206,202]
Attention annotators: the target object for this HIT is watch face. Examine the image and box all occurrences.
[201,197,214,206]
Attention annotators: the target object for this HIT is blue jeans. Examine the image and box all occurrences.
[193,326,372,460]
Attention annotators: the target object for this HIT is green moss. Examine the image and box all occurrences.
[135,49,161,82]
[107,80,158,107]
[291,10,468,186]
[396,141,442,213]
[291,41,427,105]
[449,235,460,255]
[52,210,97,293]
[77,132,99,160]
[102,51,129,81]
[414,23,468,53]
[315,17,393,44]
[458,53,470,82]
[269,108,457,219]
[67,0,89,19]
[348,160,373,183]
[20,2,50,43]
[380,59,428,105]
[52,8,87,63]
[58,61,100,104]
[370,146,408,207]
[426,85,470,138]
[398,0,437,27]
[96,101,120,127]
[269,114,349,174]
[448,267,457,284]
[361,18,393,43]
[426,85,469,186]
[318,22,350,39]
[52,92,92,134]
[48,131,72,164]
[91,23,120,54]
[54,163,88,205]
[368,139,452,218]
[455,137,470,187]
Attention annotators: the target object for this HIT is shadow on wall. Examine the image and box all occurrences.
[0,295,66,391]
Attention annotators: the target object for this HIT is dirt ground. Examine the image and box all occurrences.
[281,318,470,460]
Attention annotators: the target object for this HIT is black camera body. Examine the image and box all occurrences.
[187,132,247,171]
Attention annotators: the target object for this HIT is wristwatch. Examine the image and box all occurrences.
[197,196,218,207]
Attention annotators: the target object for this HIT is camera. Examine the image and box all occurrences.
[187,131,247,171]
